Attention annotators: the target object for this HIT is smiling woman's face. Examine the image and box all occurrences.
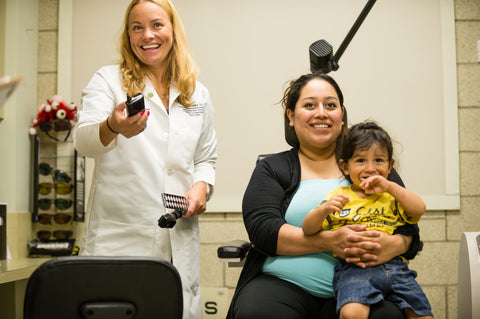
[128,1,173,71]
[287,78,344,152]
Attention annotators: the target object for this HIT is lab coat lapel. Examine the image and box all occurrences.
[143,81,181,114]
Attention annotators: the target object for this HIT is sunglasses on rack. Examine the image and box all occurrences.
[38,182,73,195]
[37,230,73,242]
[37,213,72,225]
[39,163,72,183]
[38,119,72,142]
[38,198,73,210]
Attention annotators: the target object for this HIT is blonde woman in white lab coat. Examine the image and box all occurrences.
[73,1,217,318]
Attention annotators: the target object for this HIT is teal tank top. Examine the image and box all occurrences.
[262,179,350,298]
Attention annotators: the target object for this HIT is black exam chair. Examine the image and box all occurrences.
[24,256,183,319]
[217,239,250,267]
[217,155,272,266]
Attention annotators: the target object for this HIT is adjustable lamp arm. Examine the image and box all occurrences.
[309,0,377,73]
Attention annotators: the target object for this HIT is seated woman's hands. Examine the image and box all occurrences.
[327,225,409,268]
[353,231,410,267]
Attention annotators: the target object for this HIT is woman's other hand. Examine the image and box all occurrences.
[111,101,149,138]
[350,232,410,268]
[101,101,149,145]
[331,225,409,268]
[327,225,377,267]
[183,182,208,218]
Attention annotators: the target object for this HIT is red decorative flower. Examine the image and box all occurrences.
[29,95,78,140]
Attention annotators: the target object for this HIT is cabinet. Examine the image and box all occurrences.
[29,131,85,256]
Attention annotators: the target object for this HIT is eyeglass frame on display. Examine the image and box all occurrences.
[38,162,72,183]
[37,213,73,225]
[38,198,73,211]
[37,230,74,242]
[37,182,73,195]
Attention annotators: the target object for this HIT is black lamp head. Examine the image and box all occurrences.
[309,39,338,73]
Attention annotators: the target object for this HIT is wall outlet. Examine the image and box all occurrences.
[477,40,480,63]
[0,203,6,259]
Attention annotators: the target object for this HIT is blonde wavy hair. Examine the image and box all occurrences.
[119,0,198,107]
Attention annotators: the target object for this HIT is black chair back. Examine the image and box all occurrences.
[24,256,182,319]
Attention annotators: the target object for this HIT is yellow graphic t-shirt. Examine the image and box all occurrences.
[321,186,420,234]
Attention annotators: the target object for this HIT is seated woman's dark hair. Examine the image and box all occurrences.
[281,72,347,148]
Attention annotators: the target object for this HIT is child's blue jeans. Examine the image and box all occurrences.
[333,257,433,316]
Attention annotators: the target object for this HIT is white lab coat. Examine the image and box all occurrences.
[73,65,217,319]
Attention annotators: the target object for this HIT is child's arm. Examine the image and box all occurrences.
[302,194,350,235]
[361,176,426,218]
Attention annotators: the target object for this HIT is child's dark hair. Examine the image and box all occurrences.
[338,121,394,182]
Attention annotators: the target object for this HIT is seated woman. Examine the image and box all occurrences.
[226,72,422,319]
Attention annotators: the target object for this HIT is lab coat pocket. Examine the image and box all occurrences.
[93,218,155,256]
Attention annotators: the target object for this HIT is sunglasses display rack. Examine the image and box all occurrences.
[28,131,85,257]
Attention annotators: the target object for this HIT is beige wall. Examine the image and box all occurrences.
[1,0,39,260]
[68,0,461,214]
[199,1,480,318]
[20,0,480,317]
[0,0,5,76]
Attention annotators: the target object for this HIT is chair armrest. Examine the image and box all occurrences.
[217,240,250,267]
